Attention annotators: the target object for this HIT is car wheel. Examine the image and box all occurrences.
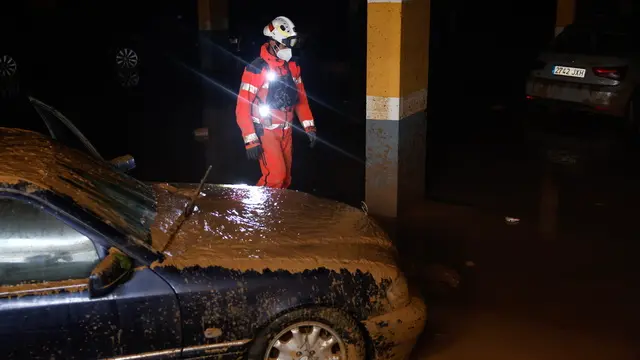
[247,307,366,360]
[0,55,17,78]
[115,48,139,69]
[117,70,140,88]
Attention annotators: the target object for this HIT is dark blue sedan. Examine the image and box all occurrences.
[0,106,426,360]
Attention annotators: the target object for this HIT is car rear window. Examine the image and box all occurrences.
[552,28,633,56]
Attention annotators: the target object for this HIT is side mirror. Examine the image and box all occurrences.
[110,155,136,172]
[89,248,133,298]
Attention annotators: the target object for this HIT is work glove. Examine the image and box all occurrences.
[307,131,317,149]
[254,123,264,138]
[246,145,263,160]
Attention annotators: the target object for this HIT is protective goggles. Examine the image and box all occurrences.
[281,36,299,48]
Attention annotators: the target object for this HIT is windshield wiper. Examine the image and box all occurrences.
[161,165,212,252]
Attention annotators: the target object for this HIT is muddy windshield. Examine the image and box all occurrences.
[57,154,157,245]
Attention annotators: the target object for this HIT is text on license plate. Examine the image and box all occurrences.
[552,66,586,78]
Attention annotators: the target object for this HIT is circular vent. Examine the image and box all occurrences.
[117,70,140,88]
[0,55,17,78]
[115,48,139,69]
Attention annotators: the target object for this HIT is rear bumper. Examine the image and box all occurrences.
[523,98,628,134]
[362,296,427,360]
[525,79,630,117]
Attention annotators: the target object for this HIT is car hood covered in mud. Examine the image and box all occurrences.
[150,183,401,281]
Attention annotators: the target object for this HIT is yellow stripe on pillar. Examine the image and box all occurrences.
[556,0,575,27]
[198,0,212,31]
[366,0,430,120]
[198,0,229,32]
[210,0,229,32]
[400,0,430,97]
[367,1,402,98]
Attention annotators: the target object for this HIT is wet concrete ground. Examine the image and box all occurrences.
[403,201,640,359]
[397,108,640,359]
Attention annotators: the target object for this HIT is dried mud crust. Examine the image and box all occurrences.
[247,307,366,360]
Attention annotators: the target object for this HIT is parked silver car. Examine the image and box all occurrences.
[526,23,639,128]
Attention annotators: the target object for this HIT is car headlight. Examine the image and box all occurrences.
[386,274,410,310]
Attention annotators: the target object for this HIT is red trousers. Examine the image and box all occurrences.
[257,127,293,189]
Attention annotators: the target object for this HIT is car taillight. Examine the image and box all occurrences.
[592,66,627,81]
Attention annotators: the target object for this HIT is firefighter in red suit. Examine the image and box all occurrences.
[235,16,317,189]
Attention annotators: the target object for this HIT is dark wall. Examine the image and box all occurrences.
[229,0,350,60]
[576,0,636,22]
[428,0,556,117]
[1,1,205,182]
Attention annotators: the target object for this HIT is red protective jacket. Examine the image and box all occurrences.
[235,43,316,149]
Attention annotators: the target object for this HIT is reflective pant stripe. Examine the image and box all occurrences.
[302,120,315,128]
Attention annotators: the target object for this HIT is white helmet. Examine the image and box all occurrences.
[263,16,299,48]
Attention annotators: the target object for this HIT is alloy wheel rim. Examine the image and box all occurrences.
[264,321,346,360]
[0,55,17,77]
[115,48,139,69]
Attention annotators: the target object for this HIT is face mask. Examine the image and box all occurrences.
[276,48,292,62]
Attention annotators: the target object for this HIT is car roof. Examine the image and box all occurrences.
[0,127,67,183]
[0,127,161,262]
[0,126,150,208]
[0,127,121,215]
[0,127,132,214]
[0,127,94,184]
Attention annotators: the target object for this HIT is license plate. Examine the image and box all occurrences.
[552,66,586,78]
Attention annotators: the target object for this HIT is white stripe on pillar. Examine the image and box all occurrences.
[366,88,428,121]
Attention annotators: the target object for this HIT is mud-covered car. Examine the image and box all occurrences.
[525,21,640,129]
[0,126,426,359]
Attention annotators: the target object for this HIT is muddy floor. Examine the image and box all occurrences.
[402,199,640,359]
[398,108,640,359]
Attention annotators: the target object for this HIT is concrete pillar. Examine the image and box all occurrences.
[198,0,234,184]
[198,0,228,32]
[555,0,575,36]
[198,0,229,73]
[365,0,430,218]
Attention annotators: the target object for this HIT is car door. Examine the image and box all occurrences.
[28,97,137,173]
[28,96,106,161]
[0,195,181,359]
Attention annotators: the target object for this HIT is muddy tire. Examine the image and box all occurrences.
[247,307,366,360]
